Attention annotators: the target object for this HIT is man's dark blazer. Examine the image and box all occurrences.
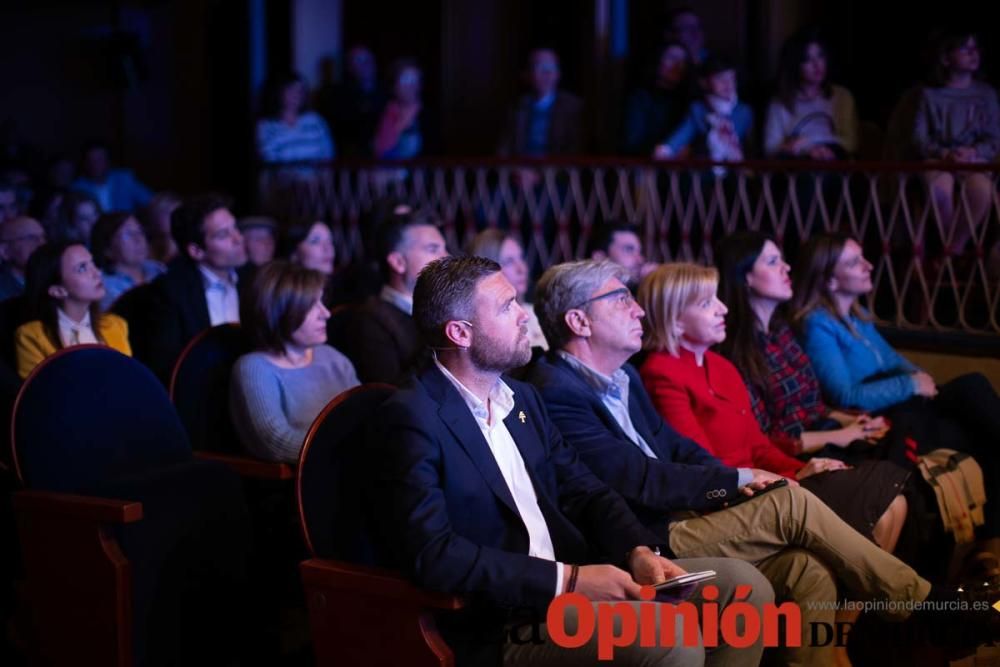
[498,90,585,157]
[526,353,741,525]
[340,296,423,383]
[368,363,662,662]
[141,259,211,381]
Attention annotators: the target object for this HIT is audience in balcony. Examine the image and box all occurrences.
[54,190,100,245]
[913,30,999,258]
[763,29,859,160]
[239,216,278,268]
[653,55,752,163]
[70,141,152,213]
[636,262,911,553]
[715,232,889,462]
[339,209,446,383]
[466,228,547,350]
[373,59,425,160]
[316,45,384,158]
[621,41,693,156]
[90,212,165,311]
[145,194,247,380]
[15,241,131,378]
[588,220,656,288]
[499,48,585,161]
[0,216,46,302]
[142,192,181,265]
[792,232,1000,557]
[256,72,335,165]
[230,261,358,463]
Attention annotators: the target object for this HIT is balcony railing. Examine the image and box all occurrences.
[258,157,1000,335]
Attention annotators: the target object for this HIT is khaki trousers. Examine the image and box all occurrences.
[503,557,773,667]
[667,485,932,667]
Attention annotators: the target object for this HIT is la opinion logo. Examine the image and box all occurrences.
[546,584,802,660]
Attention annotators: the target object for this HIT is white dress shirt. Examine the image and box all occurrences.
[434,357,564,595]
[57,308,98,347]
[379,284,413,316]
[198,265,240,326]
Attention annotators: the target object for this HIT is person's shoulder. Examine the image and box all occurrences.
[312,343,354,367]
[14,319,43,340]
[100,312,128,330]
[641,349,680,371]
[706,349,741,376]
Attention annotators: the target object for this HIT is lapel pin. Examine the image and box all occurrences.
[518,411,526,423]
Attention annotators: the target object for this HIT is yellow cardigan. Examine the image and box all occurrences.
[15,314,132,379]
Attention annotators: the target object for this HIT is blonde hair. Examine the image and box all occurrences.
[638,262,719,355]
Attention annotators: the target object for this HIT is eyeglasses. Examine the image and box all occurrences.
[570,287,637,311]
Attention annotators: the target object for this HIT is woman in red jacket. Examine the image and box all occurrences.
[637,262,910,552]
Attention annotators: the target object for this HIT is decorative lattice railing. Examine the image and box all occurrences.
[259,158,1000,334]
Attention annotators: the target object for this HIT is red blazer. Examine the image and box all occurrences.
[639,348,804,479]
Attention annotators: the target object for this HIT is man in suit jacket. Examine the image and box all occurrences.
[370,255,774,667]
[498,49,584,159]
[527,259,977,666]
[143,194,247,380]
[339,208,447,383]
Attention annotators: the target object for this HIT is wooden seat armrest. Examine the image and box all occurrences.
[300,558,464,611]
[194,451,295,481]
[12,490,143,523]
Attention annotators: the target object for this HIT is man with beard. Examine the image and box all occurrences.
[368,255,774,667]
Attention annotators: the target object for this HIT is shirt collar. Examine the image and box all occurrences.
[57,307,91,331]
[380,284,413,316]
[556,350,631,402]
[433,354,515,424]
[198,264,238,291]
[534,92,556,110]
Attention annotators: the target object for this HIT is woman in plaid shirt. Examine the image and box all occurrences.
[715,231,888,461]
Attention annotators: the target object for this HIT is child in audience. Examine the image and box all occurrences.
[637,262,910,552]
[653,55,752,163]
[913,31,999,258]
[466,229,547,350]
[15,241,131,378]
[764,29,859,159]
[230,261,358,463]
[90,212,165,311]
[793,232,1000,567]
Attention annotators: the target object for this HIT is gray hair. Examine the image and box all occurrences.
[534,259,629,350]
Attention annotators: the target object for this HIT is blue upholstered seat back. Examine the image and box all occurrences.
[171,324,251,454]
[298,384,394,562]
[13,346,192,493]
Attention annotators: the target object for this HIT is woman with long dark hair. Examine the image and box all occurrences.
[716,231,886,460]
[764,28,859,159]
[90,212,165,311]
[14,241,131,378]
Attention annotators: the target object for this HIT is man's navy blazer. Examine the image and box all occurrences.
[526,353,741,523]
[368,363,663,615]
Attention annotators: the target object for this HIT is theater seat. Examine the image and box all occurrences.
[297,383,463,667]
[9,345,252,667]
[169,323,294,481]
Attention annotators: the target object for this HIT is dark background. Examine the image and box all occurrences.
[1,0,997,210]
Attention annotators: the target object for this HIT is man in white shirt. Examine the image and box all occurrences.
[370,255,773,667]
[144,194,246,380]
[340,208,448,382]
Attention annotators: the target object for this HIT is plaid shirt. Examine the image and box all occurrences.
[745,323,829,456]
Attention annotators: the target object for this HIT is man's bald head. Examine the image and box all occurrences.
[0,216,47,274]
